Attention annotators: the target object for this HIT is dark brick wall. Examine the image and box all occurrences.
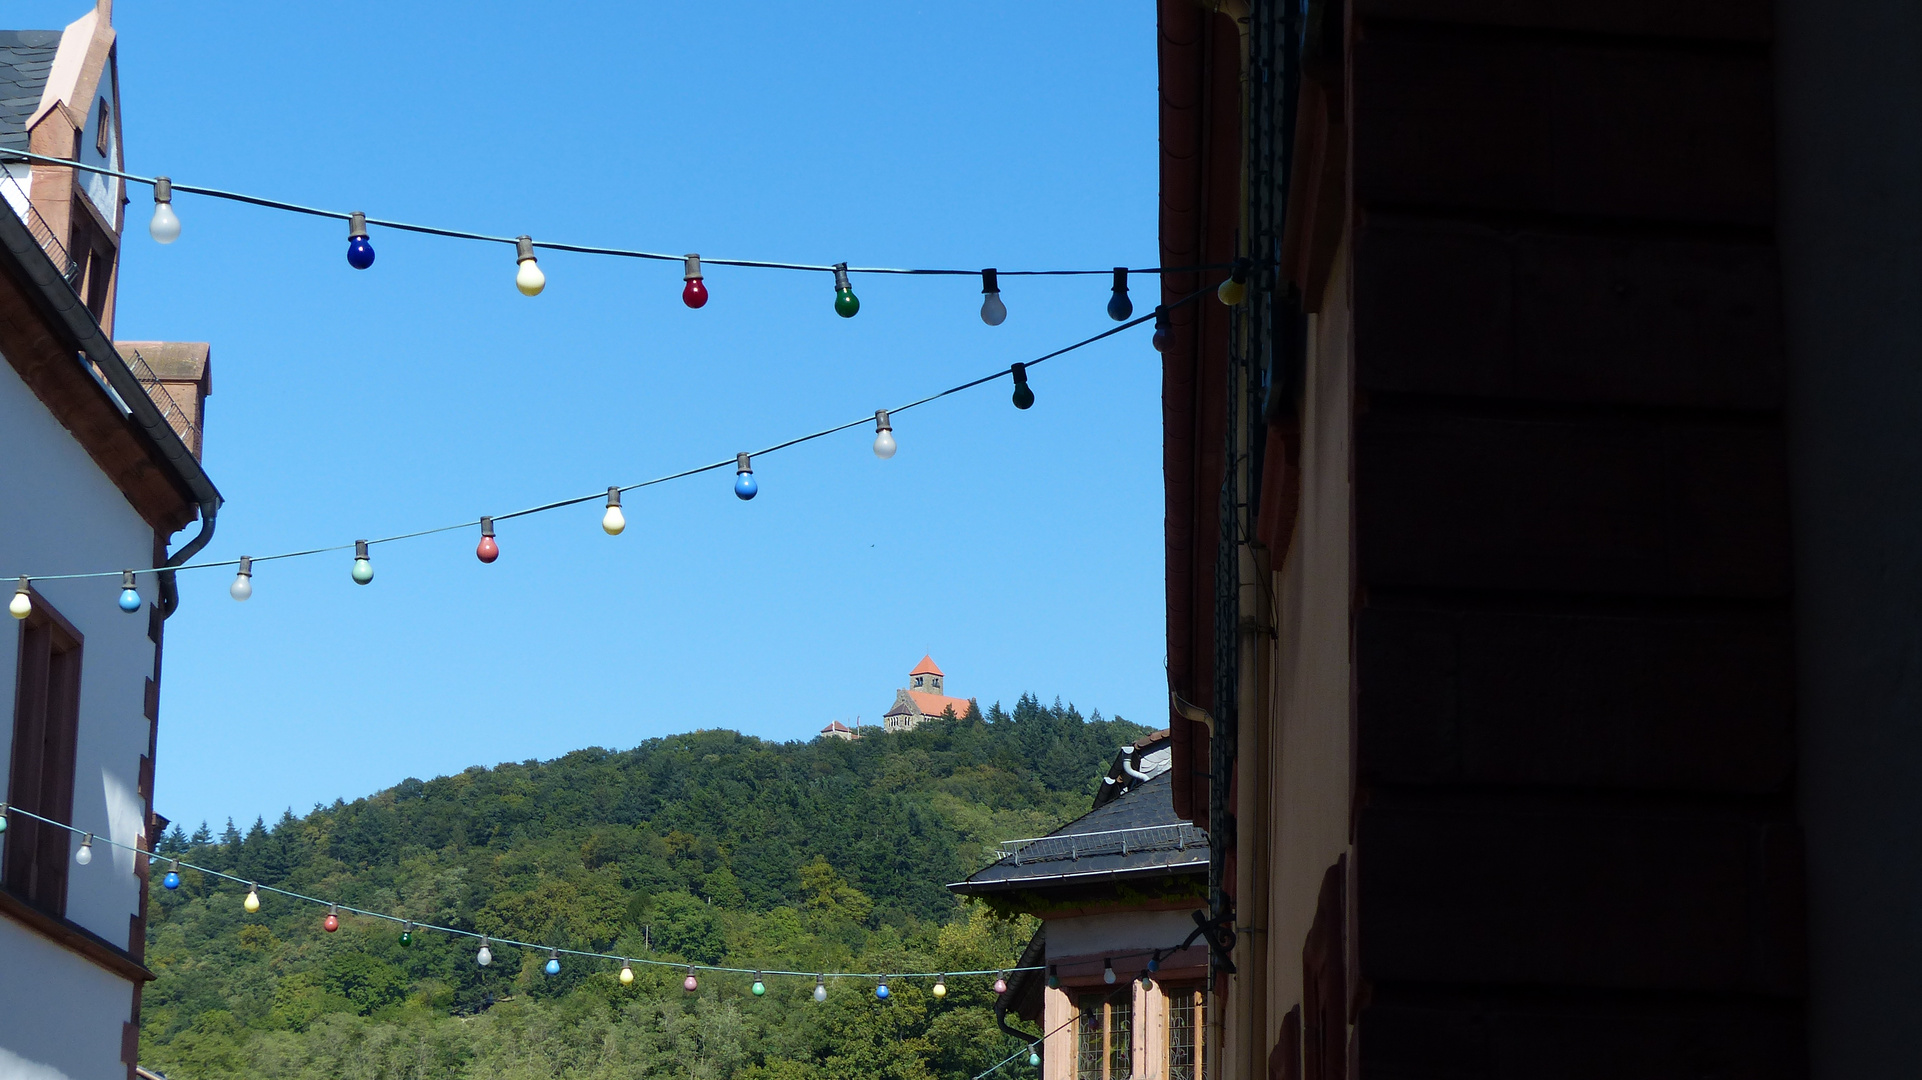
[1344,2,1803,1071]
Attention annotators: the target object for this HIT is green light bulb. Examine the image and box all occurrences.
[831,262,859,318]
[751,976,766,996]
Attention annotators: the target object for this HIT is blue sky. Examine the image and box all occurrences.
[18,1,1165,832]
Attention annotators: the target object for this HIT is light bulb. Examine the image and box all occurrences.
[873,410,895,459]
[1103,959,1115,984]
[323,905,339,933]
[1218,261,1248,306]
[0,803,8,833]
[876,978,889,1000]
[1029,1051,1041,1068]
[351,540,373,585]
[683,254,708,309]
[244,885,261,913]
[11,577,31,620]
[346,211,375,269]
[751,973,766,996]
[1011,362,1035,410]
[476,517,499,563]
[545,949,560,975]
[602,487,625,535]
[230,556,253,601]
[620,960,634,985]
[149,177,180,244]
[118,571,141,613]
[815,975,828,1002]
[993,974,1007,995]
[833,262,859,318]
[734,453,758,500]
[1152,310,1169,353]
[980,268,1006,326]
[75,833,93,865]
[1046,965,1059,989]
[932,975,946,999]
[163,861,180,890]
[1108,267,1133,321]
[684,966,698,992]
[515,235,545,296]
[477,938,493,967]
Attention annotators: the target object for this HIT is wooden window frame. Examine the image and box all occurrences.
[5,585,83,916]
[1165,983,1206,1080]
[1076,991,1134,1080]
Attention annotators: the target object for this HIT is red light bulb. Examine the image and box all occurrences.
[323,905,339,932]
[683,254,708,309]
[476,516,499,563]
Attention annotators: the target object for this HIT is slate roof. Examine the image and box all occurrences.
[0,31,61,152]
[949,771,1208,893]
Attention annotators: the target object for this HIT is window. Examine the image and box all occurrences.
[94,99,109,156]
[1167,986,1205,1080]
[1076,993,1132,1080]
[5,590,82,915]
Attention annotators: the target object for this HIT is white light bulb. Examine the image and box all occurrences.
[150,203,180,244]
[9,578,29,620]
[75,835,93,865]
[477,944,493,967]
[230,556,253,601]
[873,429,896,458]
[514,235,544,296]
[814,979,828,1003]
[516,259,545,296]
[981,291,1007,326]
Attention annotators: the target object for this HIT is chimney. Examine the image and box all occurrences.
[114,342,211,459]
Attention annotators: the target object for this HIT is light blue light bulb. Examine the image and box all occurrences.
[118,587,141,613]
[545,957,561,976]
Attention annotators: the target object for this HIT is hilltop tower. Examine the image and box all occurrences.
[883,655,975,733]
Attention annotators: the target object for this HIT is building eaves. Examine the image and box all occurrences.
[948,772,1209,893]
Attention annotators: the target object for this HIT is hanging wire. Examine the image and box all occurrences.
[0,149,1230,277]
[9,287,1213,584]
[0,802,1218,988]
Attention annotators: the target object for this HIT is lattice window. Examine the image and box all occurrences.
[1167,986,1204,1080]
[1077,993,1133,1080]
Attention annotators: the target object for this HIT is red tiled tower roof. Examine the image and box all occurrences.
[911,654,944,677]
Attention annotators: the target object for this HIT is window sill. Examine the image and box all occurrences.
[0,886,152,983]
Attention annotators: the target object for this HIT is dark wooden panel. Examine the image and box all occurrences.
[1352,35,1773,226]
[1357,803,1805,992]
[1356,0,1773,42]
[1354,217,1784,409]
[1355,411,1791,597]
[1357,604,1794,792]
[1356,988,1803,1079]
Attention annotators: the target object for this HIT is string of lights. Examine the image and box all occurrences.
[0,801,1041,993]
[1,149,1243,321]
[7,287,1215,618]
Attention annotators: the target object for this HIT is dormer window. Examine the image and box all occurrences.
[94,100,109,156]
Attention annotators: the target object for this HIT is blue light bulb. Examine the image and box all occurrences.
[346,212,375,269]
[734,453,757,500]
[1107,267,1133,321]
[876,980,889,1000]
[163,870,180,890]
[117,571,140,612]
[545,957,561,976]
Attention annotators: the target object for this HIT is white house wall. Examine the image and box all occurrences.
[0,347,156,946]
[0,916,136,1080]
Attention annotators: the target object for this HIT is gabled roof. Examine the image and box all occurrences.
[904,690,974,719]
[911,654,944,677]
[0,31,61,151]
[820,721,853,733]
[949,771,1208,894]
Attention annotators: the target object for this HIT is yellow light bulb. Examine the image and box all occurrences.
[243,887,260,913]
[1217,276,1246,306]
[9,588,29,620]
[602,505,626,535]
[619,962,634,985]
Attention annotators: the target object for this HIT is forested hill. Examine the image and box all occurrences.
[141,696,1147,1080]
